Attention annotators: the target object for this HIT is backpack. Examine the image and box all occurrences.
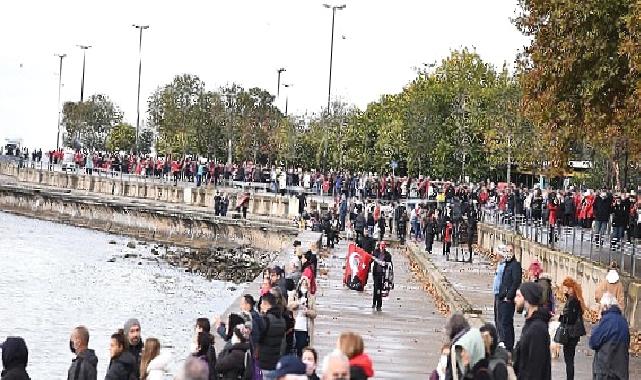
[240,350,254,380]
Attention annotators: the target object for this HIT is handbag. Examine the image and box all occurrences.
[567,315,587,338]
[554,324,569,345]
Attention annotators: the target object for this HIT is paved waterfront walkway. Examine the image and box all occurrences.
[313,239,444,379]
[408,239,641,379]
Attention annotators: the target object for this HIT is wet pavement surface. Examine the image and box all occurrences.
[0,211,246,379]
[313,239,444,379]
[411,238,641,379]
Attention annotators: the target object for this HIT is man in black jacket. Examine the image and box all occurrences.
[513,282,551,380]
[123,318,143,379]
[371,241,392,311]
[496,244,522,352]
[67,326,98,380]
[594,191,613,246]
[258,293,286,380]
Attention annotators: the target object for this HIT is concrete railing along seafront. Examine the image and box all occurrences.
[0,162,332,219]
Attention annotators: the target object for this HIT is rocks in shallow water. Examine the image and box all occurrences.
[108,240,117,245]
[126,241,136,249]
[155,244,277,284]
[107,258,116,263]
[124,253,139,259]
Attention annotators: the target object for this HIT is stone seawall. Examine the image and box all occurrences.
[478,222,641,329]
[0,163,330,218]
[0,182,298,253]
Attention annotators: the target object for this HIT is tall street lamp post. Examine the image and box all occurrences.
[323,3,346,114]
[277,67,286,97]
[77,45,91,102]
[282,83,293,116]
[55,53,66,150]
[133,24,149,156]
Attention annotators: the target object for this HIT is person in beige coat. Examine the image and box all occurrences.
[595,262,625,312]
[288,276,317,356]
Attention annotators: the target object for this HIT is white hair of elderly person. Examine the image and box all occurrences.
[321,349,350,380]
[600,292,619,310]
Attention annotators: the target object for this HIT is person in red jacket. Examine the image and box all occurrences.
[444,219,454,256]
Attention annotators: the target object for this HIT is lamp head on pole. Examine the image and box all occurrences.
[77,45,92,50]
[278,67,286,74]
[336,4,346,10]
[133,24,150,30]
[54,53,67,59]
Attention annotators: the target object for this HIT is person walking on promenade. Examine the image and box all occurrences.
[258,293,287,380]
[595,262,626,312]
[424,211,437,254]
[123,319,143,379]
[559,277,587,380]
[1,337,30,380]
[289,276,317,356]
[496,244,522,352]
[140,338,171,380]
[594,190,613,246]
[337,332,374,380]
[371,241,392,312]
[67,326,98,380]
[513,282,551,380]
[105,330,138,380]
[589,293,630,380]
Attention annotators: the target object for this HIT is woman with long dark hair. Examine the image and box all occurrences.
[560,277,587,380]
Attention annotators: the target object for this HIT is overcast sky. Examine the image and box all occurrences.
[0,0,529,149]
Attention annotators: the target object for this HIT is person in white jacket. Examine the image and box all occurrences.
[140,338,171,380]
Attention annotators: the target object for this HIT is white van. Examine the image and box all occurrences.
[61,150,77,172]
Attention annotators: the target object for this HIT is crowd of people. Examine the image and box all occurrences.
[473,243,631,380]
[0,239,381,380]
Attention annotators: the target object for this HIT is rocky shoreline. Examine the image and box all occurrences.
[109,240,278,284]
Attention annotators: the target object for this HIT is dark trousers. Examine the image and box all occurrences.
[497,300,516,351]
[425,234,434,252]
[564,337,579,380]
[294,330,309,357]
[372,274,383,309]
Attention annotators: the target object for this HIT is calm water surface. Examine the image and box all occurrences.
[0,211,246,379]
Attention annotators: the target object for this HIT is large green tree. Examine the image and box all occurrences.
[515,0,638,188]
[62,94,122,151]
[106,123,135,152]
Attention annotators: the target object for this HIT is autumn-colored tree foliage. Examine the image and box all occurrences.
[516,0,639,188]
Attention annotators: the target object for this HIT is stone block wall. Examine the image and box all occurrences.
[0,163,329,220]
[478,223,641,329]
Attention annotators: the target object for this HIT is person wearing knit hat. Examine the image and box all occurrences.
[124,318,143,378]
[595,261,625,311]
[513,282,551,380]
[527,259,542,281]
[517,282,542,306]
